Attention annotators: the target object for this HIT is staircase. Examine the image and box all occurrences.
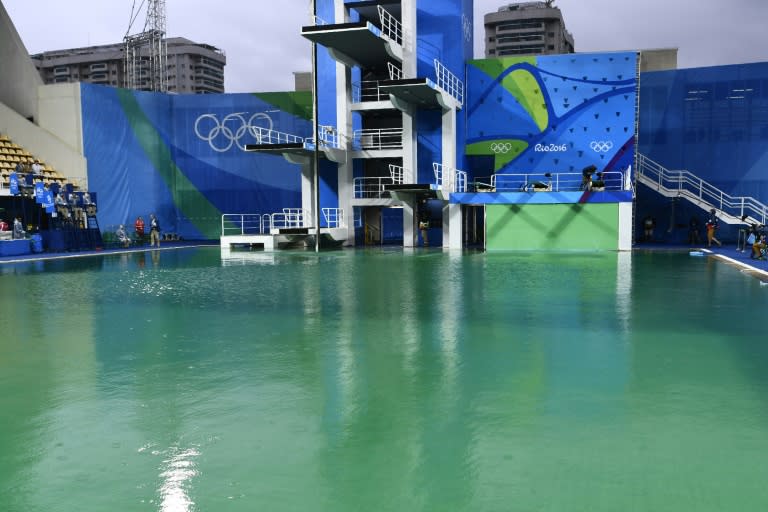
[637,154,768,225]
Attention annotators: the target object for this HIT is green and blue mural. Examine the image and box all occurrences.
[465,52,638,181]
[81,83,312,239]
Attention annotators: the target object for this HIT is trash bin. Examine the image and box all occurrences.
[30,234,44,253]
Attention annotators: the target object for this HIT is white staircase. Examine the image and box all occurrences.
[637,154,768,225]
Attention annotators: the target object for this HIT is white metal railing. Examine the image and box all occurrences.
[354,177,393,198]
[434,59,464,107]
[353,128,403,150]
[377,5,403,47]
[352,80,389,103]
[388,164,404,184]
[638,154,768,224]
[274,208,311,228]
[433,163,467,193]
[487,171,626,193]
[221,214,267,236]
[322,208,345,228]
[318,125,344,149]
[387,62,402,80]
[455,170,467,192]
[249,126,304,145]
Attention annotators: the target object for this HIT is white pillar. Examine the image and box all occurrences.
[403,200,415,248]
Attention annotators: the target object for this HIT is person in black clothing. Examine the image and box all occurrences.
[149,213,161,248]
[688,216,701,245]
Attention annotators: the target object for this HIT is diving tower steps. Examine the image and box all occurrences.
[637,154,768,225]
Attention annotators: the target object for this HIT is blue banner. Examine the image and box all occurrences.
[43,190,54,213]
[34,182,44,203]
[9,172,19,195]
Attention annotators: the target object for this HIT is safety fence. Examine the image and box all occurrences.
[475,171,626,193]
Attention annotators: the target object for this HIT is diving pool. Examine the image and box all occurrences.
[1,247,767,511]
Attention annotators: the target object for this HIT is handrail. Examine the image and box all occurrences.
[221,214,265,236]
[387,62,402,80]
[486,171,626,193]
[351,80,389,103]
[377,5,403,47]
[353,128,403,150]
[388,164,404,184]
[248,127,304,145]
[433,59,464,107]
[637,154,768,224]
[322,208,345,228]
[353,177,393,198]
[433,163,467,193]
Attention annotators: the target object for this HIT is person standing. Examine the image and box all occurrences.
[149,213,161,248]
[134,216,145,244]
[706,208,722,247]
[688,216,701,245]
[642,215,656,242]
[12,217,25,239]
[31,160,42,179]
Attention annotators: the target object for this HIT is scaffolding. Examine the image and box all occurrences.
[123,0,168,92]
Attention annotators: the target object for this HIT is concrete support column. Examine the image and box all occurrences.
[618,202,633,251]
[301,162,315,224]
[403,200,415,248]
[401,0,417,77]
[442,202,462,249]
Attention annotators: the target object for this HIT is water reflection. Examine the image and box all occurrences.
[157,445,200,512]
[5,248,768,510]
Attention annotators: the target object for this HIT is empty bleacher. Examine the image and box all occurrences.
[0,134,69,189]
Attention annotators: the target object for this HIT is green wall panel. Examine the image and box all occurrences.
[487,203,619,251]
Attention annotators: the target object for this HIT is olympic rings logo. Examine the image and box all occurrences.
[194,112,274,152]
[490,142,512,154]
[590,141,614,153]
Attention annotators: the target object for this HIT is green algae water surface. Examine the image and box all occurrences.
[1,248,768,511]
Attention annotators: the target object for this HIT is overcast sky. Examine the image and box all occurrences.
[3,0,766,93]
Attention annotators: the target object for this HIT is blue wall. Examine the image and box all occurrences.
[640,62,768,199]
[81,84,310,239]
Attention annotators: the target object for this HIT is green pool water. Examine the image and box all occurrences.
[1,248,768,511]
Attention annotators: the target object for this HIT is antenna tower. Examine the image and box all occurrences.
[124,0,168,92]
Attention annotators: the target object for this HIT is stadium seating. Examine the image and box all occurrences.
[0,133,69,188]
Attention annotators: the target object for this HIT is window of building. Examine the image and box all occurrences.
[496,19,546,31]
[90,63,107,72]
[488,37,495,42]
[53,66,69,76]
[548,44,554,50]
[548,32,555,37]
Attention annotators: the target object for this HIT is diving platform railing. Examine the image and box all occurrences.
[353,128,403,150]
[387,62,402,80]
[353,165,405,199]
[221,208,346,236]
[434,163,468,193]
[637,154,768,225]
[377,5,404,48]
[249,127,304,145]
[352,80,390,103]
[477,170,627,193]
[433,59,464,108]
[220,208,346,250]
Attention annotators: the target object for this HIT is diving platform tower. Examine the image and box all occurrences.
[296,0,472,249]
